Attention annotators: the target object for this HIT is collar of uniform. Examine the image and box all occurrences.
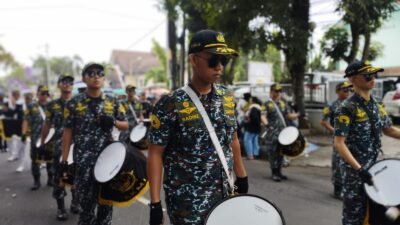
[353,92,374,105]
[187,83,219,97]
[84,93,106,102]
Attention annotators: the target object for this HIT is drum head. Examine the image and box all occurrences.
[130,124,147,143]
[205,194,285,225]
[364,159,400,206]
[278,127,299,146]
[94,142,126,183]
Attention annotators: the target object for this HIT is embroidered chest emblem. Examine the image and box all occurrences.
[104,101,113,114]
[179,101,197,114]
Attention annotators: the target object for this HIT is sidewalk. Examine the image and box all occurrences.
[289,130,400,168]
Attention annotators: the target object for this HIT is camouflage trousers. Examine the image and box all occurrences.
[341,164,367,225]
[331,147,343,195]
[75,164,113,225]
[267,140,283,170]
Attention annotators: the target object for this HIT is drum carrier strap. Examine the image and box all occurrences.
[271,100,287,127]
[183,85,235,195]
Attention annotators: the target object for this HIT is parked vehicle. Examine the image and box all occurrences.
[382,86,400,120]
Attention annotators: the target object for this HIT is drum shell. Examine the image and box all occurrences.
[130,121,151,150]
[97,143,149,207]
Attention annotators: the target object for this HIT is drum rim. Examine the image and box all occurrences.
[278,126,299,146]
[204,193,286,225]
[363,158,400,206]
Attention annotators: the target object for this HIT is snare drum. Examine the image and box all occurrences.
[205,194,285,225]
[94,141,149,207]
[278,127,305,157]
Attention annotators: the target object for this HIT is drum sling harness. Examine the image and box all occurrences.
[183,85,235,195]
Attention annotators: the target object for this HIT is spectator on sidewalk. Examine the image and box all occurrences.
[243,97,266,160]
[321,81,352,199]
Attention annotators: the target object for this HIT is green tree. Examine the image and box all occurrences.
[0,44,16,68]
[144,39,169,86]
[322,0,397,64]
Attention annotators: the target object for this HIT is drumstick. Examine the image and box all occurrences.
[372,184,400,221]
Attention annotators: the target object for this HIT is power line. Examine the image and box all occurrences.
[126,20,166,49]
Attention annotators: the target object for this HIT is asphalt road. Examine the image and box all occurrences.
[0,150,342,225]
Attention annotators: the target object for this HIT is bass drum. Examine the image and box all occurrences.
[278,127,305,157]
[94,141,149,207]
[205,194,285,225]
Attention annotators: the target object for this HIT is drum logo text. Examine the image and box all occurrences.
[374,165,388,176]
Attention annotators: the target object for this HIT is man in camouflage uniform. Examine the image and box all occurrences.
[321,81,352,199]
[40,74,78,220]
[139,91,153,119]
[119,85,143,144]
[21,85,53,190]
[147,30,248,225]
[334,60,400,225]
[264,84,299,182]
[61,63,128,225]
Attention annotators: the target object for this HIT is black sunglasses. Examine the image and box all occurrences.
[85,70,105,78]
[364,73,378,82]
[195,54,230,68]
[60,80,74,85]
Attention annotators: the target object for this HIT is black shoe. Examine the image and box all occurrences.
[279,174,288,180]
[30,181,41,191]
[56,209,68,221]
[272,174,281,182]
[70,203,80,214]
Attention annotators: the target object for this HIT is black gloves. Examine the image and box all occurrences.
[358,168,373,186]
[234,176,249,194]
[149,201,163,225]
[21,134,27,142]
[60,161,69,178]
[99,115,115,132]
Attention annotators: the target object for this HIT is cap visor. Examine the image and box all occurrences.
[205,47,238,56]
[360,67,384,75]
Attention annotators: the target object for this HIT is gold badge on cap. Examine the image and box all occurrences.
[216,34,225,43]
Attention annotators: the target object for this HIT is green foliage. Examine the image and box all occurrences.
[366,41,384,61]
[321,26,350,62]
[144,39,169,86]
[0,45,17,68]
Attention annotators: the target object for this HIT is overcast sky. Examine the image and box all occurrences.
[0,0,340,68]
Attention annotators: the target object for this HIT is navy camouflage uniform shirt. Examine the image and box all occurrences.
[334,93,392,169]
[24,102,47,145]
[64,93,126,166]
[45,98,68,155]
[322,99,342,127]
[119,99,141,142]
[149,84,237,225]
[264,99,288,143]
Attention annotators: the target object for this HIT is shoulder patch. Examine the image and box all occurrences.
[338,115,350,124]
[151,114,161,129]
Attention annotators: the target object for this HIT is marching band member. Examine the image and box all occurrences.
[321,81,352,199]
[147,29,248,225]
[40,74,78,220]
[264,84,299,182]
[334,60,400,225]
[119,85,143,144]
[61,63,128,225]
[21,85,53,190]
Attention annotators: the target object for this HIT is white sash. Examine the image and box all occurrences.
[128,102,139,123]
[38,105,46,121]
[182,85,235,193]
